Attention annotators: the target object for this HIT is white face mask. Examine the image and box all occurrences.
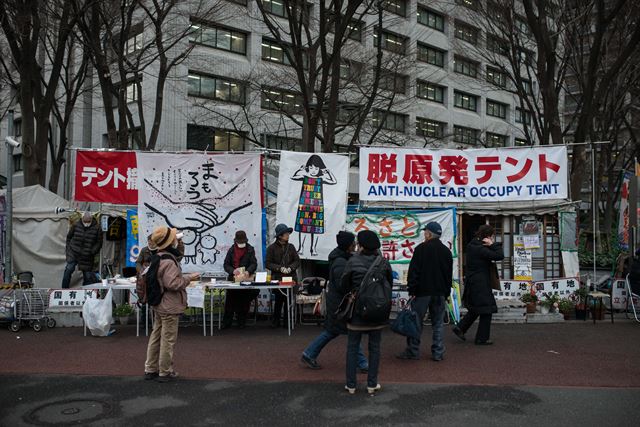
[171,240,179,249]
[237,243,247,248]
[82,222,91,228]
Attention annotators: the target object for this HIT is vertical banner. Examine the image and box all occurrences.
[618,171,632,250]
[513,236,533,281]
[126,209,140,268]
[137,153,263,273]
[275,151,349,260]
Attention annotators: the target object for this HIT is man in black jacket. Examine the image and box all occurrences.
[397,221,452,361]
[61,212,103,288]
[301,232,368,371]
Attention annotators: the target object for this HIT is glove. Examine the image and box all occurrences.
[280,267,288,274]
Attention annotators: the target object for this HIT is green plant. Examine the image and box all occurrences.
[572,286,589,306]
[113,304,134,317]
[558,298,574,312]
[540,293,560,308]
[520,293,538,304]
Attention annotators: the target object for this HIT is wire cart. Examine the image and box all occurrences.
[10,288,56,332]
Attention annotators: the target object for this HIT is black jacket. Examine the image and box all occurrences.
[223,244,258,281]
[338,252,393,329]
[407,238,453,297]
[463,239,504,314]
[66,219,102,271]
[265,240,301,282]
[325,247,352,335]
[629,256,640,295]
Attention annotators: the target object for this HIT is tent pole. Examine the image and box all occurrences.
[592,142,596,282]
[4,110,14,283]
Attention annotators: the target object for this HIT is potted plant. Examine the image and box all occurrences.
[558,298,574,320]
[573,286,588,320]
[540,293,560,314]
[114,304,134,325]
[520,292,538,313]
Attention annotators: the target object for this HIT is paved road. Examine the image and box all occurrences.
[1,374,638,427]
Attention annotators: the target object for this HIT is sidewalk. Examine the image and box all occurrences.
[1,321,639,388]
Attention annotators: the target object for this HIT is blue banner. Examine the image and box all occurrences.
[126,209,140,268]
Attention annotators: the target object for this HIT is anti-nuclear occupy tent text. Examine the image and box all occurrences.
[276,151,349,260]
[359,146,568,202]
[137,153,263,273]
[344,209,456,282]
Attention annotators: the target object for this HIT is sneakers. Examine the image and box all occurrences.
[431,355,444,362]
[452,326,466,342]
[301,354,321,370]
[144,372,158,380]
[344,385,356,395]
[156,372,179,383]
[475,340,493,346]
[367,384,382,395]
[395,351,419,360]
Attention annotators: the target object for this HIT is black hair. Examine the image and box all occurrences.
[360,248,378,256]
[475,224,495,239]
[305,155,326,171]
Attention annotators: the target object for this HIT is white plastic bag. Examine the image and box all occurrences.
[83,289,113,337]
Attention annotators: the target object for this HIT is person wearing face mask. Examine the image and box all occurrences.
[222,231,258,329]
[266,223,301,328]
[61,212,103,288]
[144,226,200,383]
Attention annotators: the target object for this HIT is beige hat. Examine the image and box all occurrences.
[150,226,177,250]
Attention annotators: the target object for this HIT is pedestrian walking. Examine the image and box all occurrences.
[454,224,504,345]
[301,231,368,371]
[338,230,393,395]
[396,221,452,361]
[144,226,200,382]
[61,212,102,288]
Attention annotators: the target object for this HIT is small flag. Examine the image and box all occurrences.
[635,161,640,177]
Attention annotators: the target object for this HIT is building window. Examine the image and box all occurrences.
[189,22,247,55]
[261,38,292,65]
[487,66,508,88]
[454,20,479,45]
[454,90,478,112]
[188,72,246,104]
[487,35,509,56]
[374,29,408,55]
[416,117,446,138]
[187,124,246,151]
[328,13,364,41]
[416,81,445,103]
[12,119,21,137]
[453,125,479,145]
[263,134,302,151]
[383,0,408,17]
[13,154,22,172]
[260,0,286,17]
[454,56,479,78]
[126,82,138,103]
[486,100,507,119]
[456,0,479,10]
[518,48,535,66]
[515,138,529,146]
[516,17,530,35]
[486,132,507,147]
[417,6,445,32]
[226,0,248,5]
[379,71,408,94]
[340,60,364,80]
[521,78,534,95]
[125,32,143,55]
[261,87,303,114]
[417,43,445,67]
[373,110,407,133]
[516,107,532,125]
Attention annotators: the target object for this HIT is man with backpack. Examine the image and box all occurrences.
[143,226,200,383]
[338,230,393,395]
[396,221,453,362]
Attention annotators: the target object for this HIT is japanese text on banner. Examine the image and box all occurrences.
[74,151,138,204]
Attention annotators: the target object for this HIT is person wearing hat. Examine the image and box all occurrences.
[397,221,452,362]
[266,223,301,328]
[136,234,158,274]
[144,226,200,383]
[338,230,393,395]
[61,212,103,288]
[301,231,368,371]
[222,230,258,329]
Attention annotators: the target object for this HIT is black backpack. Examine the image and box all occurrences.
[355,256,392,323]
[145,254,178,306]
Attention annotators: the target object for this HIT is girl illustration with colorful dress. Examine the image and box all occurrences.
[292,155,336,256]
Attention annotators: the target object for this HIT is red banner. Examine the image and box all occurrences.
[74,151,138,204]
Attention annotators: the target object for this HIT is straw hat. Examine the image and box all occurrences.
[150,226,177,250]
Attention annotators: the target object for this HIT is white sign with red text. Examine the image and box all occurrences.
[359,146,568,203]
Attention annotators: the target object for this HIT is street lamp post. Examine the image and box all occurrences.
[4,110,19,283]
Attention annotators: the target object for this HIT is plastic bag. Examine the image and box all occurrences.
[82,289,113,337]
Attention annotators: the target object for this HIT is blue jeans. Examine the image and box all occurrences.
[346,329,381,388]
[303,330,368,369]
[61,260,97,289]
[405,296,446,359]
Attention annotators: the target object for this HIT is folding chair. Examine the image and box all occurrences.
[296,277,325,325]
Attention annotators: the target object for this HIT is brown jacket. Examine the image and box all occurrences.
[155,251,190,315]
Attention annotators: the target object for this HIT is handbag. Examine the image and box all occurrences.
[313,289,327,317]
[335,290,357,322]
[490,263,501,291]
[391,299,421,340]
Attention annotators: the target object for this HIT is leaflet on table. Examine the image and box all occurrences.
[255,272,268,283]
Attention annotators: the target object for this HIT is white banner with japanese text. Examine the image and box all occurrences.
[137,153,263,273]
[344,209,456,282]
[359,146,568,202]
[275,152,349,260]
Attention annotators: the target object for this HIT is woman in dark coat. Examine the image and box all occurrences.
[454,224,504,345]
[300,232,368,371]
[222,231,258,328]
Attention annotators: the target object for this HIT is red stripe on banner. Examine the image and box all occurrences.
[74,150,138,204]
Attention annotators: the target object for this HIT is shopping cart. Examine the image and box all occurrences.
[10,288,56,332]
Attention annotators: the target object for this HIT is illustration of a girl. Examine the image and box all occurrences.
[292,155,337,256]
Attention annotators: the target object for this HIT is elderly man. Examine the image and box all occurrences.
[396,221,453,362]
[61,212,103,288]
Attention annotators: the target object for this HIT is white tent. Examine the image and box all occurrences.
[1,185,72,287]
